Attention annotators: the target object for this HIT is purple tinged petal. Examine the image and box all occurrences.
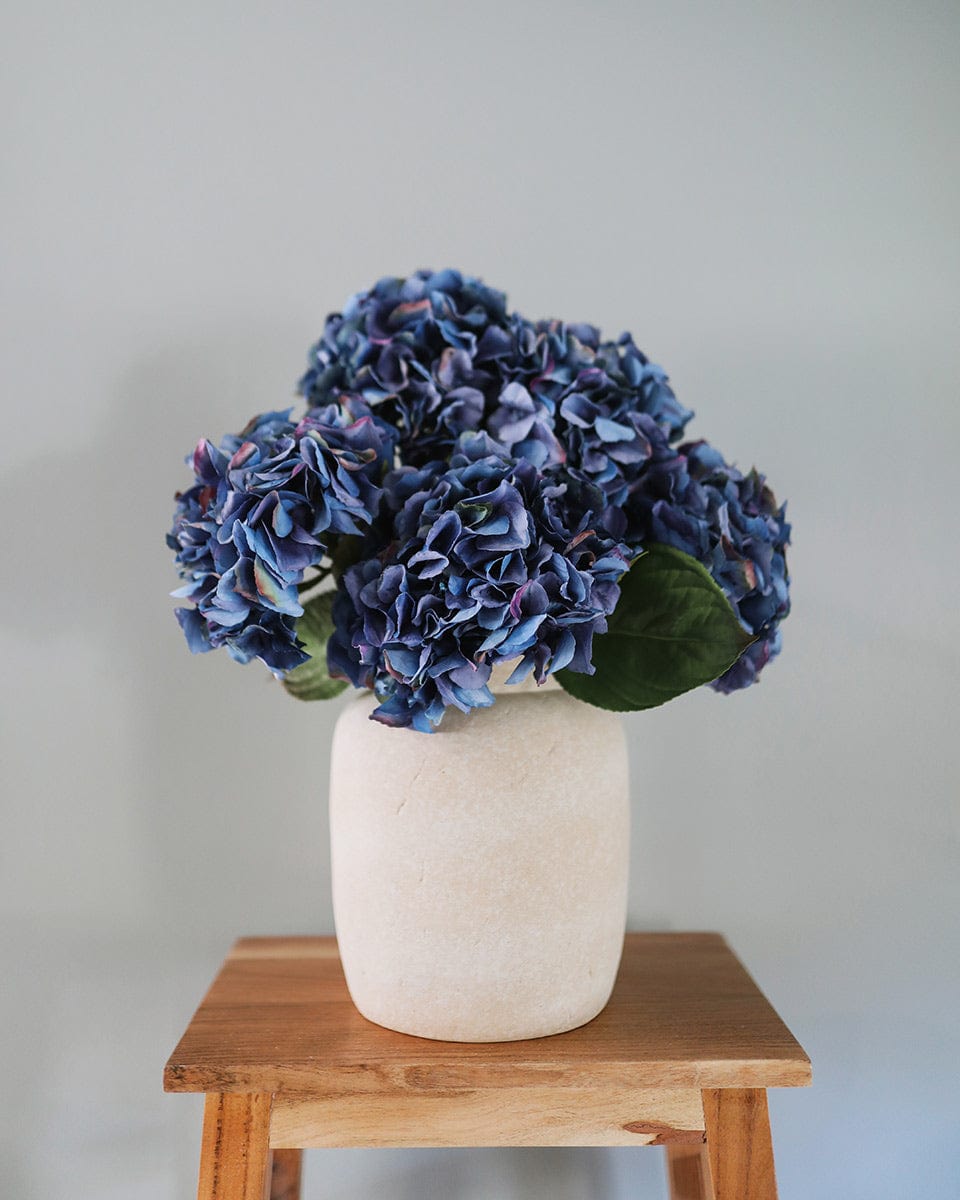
[228,441,260,471]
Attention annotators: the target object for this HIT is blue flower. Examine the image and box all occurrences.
[168,398,393,672]
[623,439,791,690]
[300,270,512,465]
[171,268,791,711]
[328,434,631,730]
[298,272,691,480]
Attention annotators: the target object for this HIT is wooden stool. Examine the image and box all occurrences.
[164,932,810,1199]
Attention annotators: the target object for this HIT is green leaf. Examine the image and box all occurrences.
[282,590,349,702]
[557,544,755,712]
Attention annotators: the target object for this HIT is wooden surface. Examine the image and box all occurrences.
[703,1088,778,1199]
[197,1092,272,1200]
[267,1149,302,1200]
[666,1143,714,1200]
[270,1084,705,1149]
[165,933,810,1095]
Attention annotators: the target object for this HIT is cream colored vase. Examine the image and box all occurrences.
[328,668,630,1042]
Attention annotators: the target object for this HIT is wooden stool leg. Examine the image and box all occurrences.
[198,1092,273,1200]
[701,1088,778,1200]
[269,1149,302,1200]
[666,1143,712,1199]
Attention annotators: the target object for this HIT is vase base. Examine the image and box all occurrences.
[348,989,615,1043]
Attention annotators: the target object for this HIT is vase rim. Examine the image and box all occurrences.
[343,658,561,709]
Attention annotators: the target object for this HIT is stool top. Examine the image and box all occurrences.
[164,933,810,1094]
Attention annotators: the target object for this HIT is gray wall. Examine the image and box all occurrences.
[2,2,958,1197]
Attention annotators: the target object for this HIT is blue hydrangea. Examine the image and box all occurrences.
[623,439,791,690]
[168,398,393,672]
[171,268,791,722]
[298,270,691,475]
[300,269,514,466]
[327,433,631,730]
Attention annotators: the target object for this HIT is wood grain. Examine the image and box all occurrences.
[197,1092,272,1200]
[666,1143,714,1200]
[703,1088,778,1199]
[164,933,811,1096]
[268,1149,302,1200]
[269,1084,705,1148]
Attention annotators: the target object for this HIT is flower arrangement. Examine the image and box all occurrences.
[168,270,790,731]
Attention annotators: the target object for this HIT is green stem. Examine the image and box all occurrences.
[297,568,330,592]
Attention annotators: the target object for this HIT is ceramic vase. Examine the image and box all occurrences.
[328,668,629,1042]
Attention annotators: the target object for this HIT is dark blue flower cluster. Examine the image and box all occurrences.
[168,399,393,672]
[299,271,692,483]
[624,439,790,692]
[327,433,630,731]
[170,269,790,727]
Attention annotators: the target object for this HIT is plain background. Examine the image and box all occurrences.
[2,2,958,1197]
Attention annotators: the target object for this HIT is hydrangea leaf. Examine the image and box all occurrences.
[556,544,755,711]
[282,591,348,701]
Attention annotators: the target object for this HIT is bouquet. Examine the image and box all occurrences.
[168,270,790,731]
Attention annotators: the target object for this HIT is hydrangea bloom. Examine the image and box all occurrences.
[299,270,692,475]
[168,398,393,672]
[327,434,630,731]
[299,269,514,466]
[623,438,790,691]
[170,268,791,727]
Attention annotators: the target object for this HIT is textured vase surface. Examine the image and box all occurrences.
[328,670,630,1042]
